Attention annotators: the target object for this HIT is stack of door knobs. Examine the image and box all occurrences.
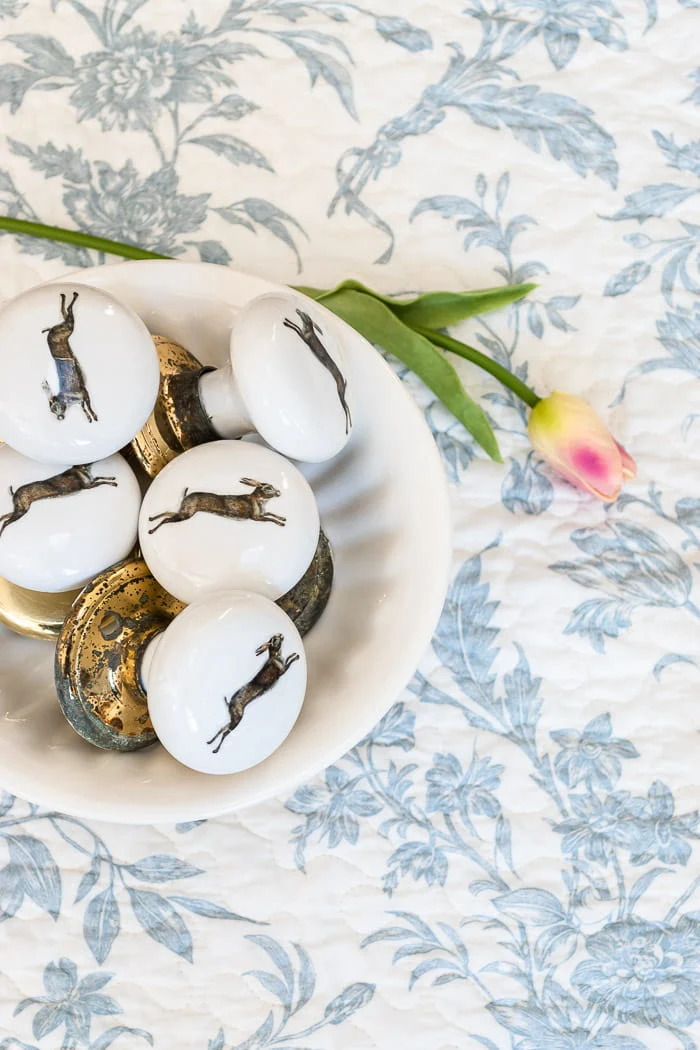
[0,281,353,775]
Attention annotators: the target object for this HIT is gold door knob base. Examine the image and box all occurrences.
[0,577,81,640]
[129,335,218,480]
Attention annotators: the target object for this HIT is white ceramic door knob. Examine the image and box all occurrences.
[139,440,320,604]
[144,591,306,774]
[0,282,160,464]
[0,444,141,592]
[199,291,354,462]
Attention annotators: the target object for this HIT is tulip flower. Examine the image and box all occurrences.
[528,391,636,501]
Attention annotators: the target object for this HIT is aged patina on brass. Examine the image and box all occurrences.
[129,335,218,478]
[278,530,333,637]
[0,577,81,640]
[55,557,185,751]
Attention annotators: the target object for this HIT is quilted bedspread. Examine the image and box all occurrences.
[1,0,700,1047]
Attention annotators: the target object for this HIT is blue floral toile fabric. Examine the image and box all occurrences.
[1,0,700,1046]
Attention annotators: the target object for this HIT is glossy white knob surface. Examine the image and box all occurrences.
[0,282,160,464]
[231,292,354,462]
[139,440,320,604]
[0,445,141,593]
[145,591,306,775]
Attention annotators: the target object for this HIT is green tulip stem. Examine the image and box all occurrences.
[0,218,169,260]
[414,325,541,410]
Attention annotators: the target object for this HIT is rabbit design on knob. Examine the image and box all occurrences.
[0,463,117,538]
[147,478,286,534]
[41,292,98,423]
[207,633,300,754]
[283,309,352,435]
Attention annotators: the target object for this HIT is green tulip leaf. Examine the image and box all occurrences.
[317,288,501,462]
[295,278,535,328]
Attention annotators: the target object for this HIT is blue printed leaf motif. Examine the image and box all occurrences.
[534,922,578,967]
[77,972,113,994]
[202,92,258,122]
[502,645,542,755]
[374,16,432,52]
[294,942,315,1012]
[432,552,500,708]
[124,855,203,883]
[453,81,618,188]
[91,1028,153,1050]
[127,889,193,961]
[608,183,699,222]
[84,887,120,965]
[246,935,295,994]
[175,820,207,833]
[188,134,273,171]
[543,27,579,70]
[245,969,290,1006]
[493,888,567,926]
[215,198,306,270]
[0,861,24,921]
[5,835,61,919]
[604,261,652,296]
[168,896,257,922]
[32,1004,64,1040]
[627,867,673,910]
[359,702,415,750]
[276,33,357,119]
[6,33,75,76]
[8,138,90,182]
[653,653,698,679]
[0,64,48,111]
[189,240,233,266]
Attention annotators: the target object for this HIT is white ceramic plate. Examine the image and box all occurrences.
[0,261,451,824]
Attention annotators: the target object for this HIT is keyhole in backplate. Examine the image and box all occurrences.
[99,610,123,641]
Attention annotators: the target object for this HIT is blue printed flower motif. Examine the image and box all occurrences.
[286,765,382,848]
[71,28,179,131]
[572,918,700,1026]
[490,987,650,1050]
[626,781,700,866]
[13,958,151,1048]
[426,751,503,833]
[554,792,644,864]
[551,713,638,790]
[64,162,208,257]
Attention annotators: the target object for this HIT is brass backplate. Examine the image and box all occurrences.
[55,557,185,751]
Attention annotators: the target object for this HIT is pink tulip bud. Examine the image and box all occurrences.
[528,392,636,501]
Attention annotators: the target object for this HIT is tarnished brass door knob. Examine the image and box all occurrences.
[130,292,354,478]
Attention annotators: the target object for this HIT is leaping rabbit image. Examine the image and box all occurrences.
[0,464,117,538]
[283,309,352,435]
[147,478,286,534]
[207,634,300,754]
[41,291,98,423]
